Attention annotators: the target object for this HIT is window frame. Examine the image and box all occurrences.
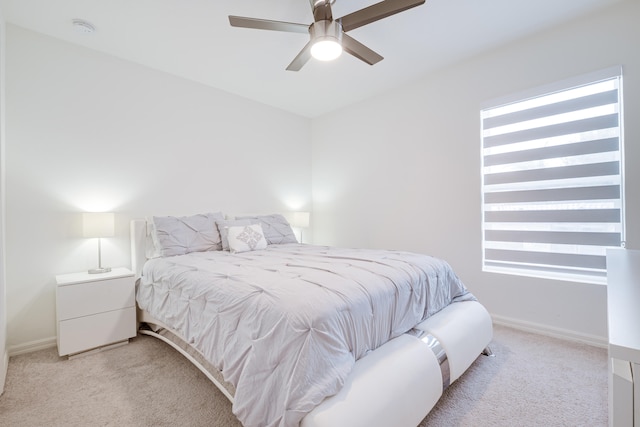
[480,67,625,285]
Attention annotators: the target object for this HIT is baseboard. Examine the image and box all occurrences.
[8,336,57,357]
[491,314,608,348]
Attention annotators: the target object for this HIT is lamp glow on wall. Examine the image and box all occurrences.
[290,212,310,244]
[83,212,114,274]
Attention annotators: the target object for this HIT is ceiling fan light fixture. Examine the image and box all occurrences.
[309,20,343,62]
[311,38,342,61]
[229,0,426,70]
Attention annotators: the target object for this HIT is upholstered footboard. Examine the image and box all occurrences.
[301,300,492,427]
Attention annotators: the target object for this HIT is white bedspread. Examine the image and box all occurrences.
[136,244,475,427]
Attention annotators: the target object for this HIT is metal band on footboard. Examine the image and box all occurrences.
[408,329,451,391]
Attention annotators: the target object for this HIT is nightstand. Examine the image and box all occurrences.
[55,267,137,357]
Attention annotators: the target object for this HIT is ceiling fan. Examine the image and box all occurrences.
[229,0,426,71]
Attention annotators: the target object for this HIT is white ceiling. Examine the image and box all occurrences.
[0,0,624,117]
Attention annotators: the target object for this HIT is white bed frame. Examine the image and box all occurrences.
[130,219,493,427]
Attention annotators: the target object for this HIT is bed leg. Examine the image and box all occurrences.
[482,346,495,357]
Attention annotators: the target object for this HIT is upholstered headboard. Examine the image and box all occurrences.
[130,219,148,280]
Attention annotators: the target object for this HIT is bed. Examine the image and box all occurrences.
[130,213,493,427]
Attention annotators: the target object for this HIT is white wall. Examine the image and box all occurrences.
[0,7,8,394]
[4,25,312,352]
[312,0,640,344]
[6,1,638,352]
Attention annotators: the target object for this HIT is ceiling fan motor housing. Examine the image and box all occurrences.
[310,20,343,45]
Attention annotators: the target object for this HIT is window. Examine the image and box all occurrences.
[481,68,624,284]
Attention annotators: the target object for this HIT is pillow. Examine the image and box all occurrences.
[235,214,297,244]
[145,218,162,259]
[227,224,267,254]
[152,212,224,257]
[216,219,255,251]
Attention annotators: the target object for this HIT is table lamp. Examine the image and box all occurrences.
[83,212,114,274]
[290,212,310,244]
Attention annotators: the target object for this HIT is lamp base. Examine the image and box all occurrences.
[88,267,112,274]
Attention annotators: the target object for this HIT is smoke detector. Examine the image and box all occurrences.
[72,19,95,34]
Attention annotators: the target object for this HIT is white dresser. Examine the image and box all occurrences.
[55,267,137,357]
[607,248,640,427]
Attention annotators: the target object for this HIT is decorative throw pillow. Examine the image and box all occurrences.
[216,219,254,251]
[152,212,224,257]
[235,214,297,244]
[227,224,267,254]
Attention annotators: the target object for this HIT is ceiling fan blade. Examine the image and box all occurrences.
[229,16,309,34]
[286,42,313,71]
[339,0,426,32]
[309,0,333,22]
[342,33,383,65]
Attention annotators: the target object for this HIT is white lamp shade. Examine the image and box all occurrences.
[290,212,310,229]
[82,212,115,238]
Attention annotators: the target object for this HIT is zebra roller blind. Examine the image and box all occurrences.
[481,69,624,284]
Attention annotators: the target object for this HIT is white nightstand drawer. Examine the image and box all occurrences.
[57,276,134,321]
[58,307,136,356]
[56,268,136,357]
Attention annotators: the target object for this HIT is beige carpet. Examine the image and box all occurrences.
[0,324,607,426]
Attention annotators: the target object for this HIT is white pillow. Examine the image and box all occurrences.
[227,224,267,254]
[152,212,224,257]
[144,218,162,259]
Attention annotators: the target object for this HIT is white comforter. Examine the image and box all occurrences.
[136,244,475,427]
